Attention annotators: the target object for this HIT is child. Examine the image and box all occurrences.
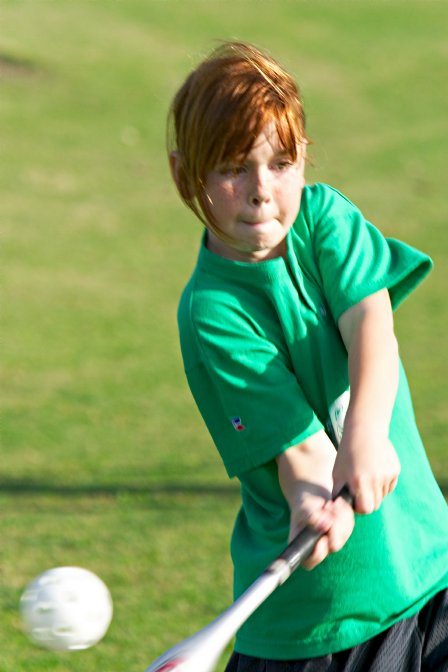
[167,41,448,671]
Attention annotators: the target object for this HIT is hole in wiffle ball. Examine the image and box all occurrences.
[36,603,55,614]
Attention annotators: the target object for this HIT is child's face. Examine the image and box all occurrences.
[203,123,305,262]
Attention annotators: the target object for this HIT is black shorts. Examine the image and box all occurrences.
[225,589,448,672]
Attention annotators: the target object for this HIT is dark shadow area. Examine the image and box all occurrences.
[0,52,41,79]
[1,478,445,499]
[0,477,240,498]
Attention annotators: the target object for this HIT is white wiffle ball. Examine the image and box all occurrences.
[20,566,113,651]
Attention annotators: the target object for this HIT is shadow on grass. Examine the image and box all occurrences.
[0,51,44,79]
[1,479,446,500]
[0,477,240,498]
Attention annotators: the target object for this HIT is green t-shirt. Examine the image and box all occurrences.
[177,183,448,659]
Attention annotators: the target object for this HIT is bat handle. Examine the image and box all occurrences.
[272,485,354,578]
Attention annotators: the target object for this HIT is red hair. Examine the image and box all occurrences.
[168,41,308,227]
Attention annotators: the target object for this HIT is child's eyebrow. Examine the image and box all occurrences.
[244,147,295,161]
[263,150,296,163]
[275,149,294,158]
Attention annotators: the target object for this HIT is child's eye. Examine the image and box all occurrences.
[219,164,246,177]
[275,159,294,170]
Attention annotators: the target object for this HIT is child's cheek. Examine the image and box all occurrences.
[216,182,243,212]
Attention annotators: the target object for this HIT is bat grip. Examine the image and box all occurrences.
[275,485,354,576]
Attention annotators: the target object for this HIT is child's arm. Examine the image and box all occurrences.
[333,288,401,514]
[276,430,355,569]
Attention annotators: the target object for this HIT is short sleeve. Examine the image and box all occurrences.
[183,301,323,478]
[305,184,433,321]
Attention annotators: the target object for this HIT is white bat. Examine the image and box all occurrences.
[144,486,353,672]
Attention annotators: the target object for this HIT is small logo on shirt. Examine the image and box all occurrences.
[231,416,246,432]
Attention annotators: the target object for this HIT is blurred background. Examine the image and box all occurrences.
[1,1,447,669]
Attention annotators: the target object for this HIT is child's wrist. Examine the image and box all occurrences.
[342,412,390,445]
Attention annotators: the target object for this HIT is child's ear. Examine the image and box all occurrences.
[169,151,195,200]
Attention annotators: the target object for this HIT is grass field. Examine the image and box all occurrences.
[1,1,447,670]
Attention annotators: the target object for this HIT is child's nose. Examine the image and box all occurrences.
[249,169,271,206]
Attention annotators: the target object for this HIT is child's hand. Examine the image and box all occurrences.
[289,491,355,570]
[332,436,400,514]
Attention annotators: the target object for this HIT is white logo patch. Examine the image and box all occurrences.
[329,390,350,444]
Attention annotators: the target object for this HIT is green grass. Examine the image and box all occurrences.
[1,0,447,669]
